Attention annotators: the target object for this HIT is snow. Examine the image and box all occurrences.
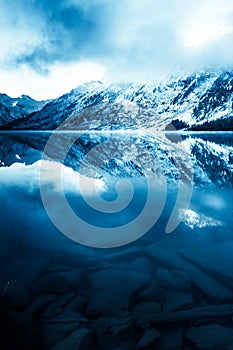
[2,69,228,130]
[0,160,107,196]
[179,208,222,229]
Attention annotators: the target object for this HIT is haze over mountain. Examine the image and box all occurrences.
[1,69,233,131]
[1,0,233,99]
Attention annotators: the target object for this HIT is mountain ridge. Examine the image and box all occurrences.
[0,93,48,126]
[0,69,233,131]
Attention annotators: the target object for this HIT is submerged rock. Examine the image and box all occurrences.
[159,325,184,350]
[145,242,233,301]
[41,302,62,319]
[66,294,87,313]
[136,328,160,349]
[37,310,87,348]
[48,309,88,323]
[93,312,133,336]
[132,301,161,322]
[156,268,191,291]
[186,323,233,350]
[31,269,82,295]
[27,294,55,316]
[51,328,91,350]
[162,290,194,312]
[124,257,154,275]
[92,313,136,350]
[56,292,76,307]
[87,269,150,315]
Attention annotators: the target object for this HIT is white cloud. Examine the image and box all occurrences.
[183,25,233,49]
[0,1,45,63]
[0,160,106,195]
[1,0,233,98]
[0,61,106,100]
[180,0,233,48]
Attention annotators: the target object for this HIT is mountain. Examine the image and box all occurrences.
[0,69,233,130]
[0,131,232,188]
[0,94,48,126]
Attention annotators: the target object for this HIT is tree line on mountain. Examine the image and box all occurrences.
[188,116,233,131]
[167,117,233,131]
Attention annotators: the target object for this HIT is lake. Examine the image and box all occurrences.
[0,131,233,349]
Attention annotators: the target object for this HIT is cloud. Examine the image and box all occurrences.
[0,160,106,195]
[0,0,111,71]
[0,61,106,99]
[106,0,233,80]
[1,0,233,97]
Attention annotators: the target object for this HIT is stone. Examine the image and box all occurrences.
[92,313,136,350]
[145,243,177,267]
[93,312,133,336]
[136,304,233,325]
[145,242,233,301]
[132,301,161,322]
[31,269,82,295]
[105,247,142,263]
[27,294,55,316]
[41,302,62,319]
[163,290,193,312]
[111,313,133,336]
[125,257,153,275]
[136,328,160,349]
[179,242,233,289]
[156,268,191,290]
[87,269,149,315]
[89,261,112,272]
[51,328,91,350]
[49,309,88,323]
[56,292,76,307]
[44,263,72,274]
[186,323,233,350]
[111,346,133,350]
[137,278,159,302]
[66,294,87,312]
[159,326,184,350]
[38,323,78,348]
[37,310,87,348]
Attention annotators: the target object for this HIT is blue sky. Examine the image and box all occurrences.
[0,0,233,99]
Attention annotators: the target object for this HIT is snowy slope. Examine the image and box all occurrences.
[1,69,233,130]
[1,131,232,188]
[0,93,48,126]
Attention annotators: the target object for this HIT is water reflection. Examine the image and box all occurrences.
[0,131,232,245]
[1,131,232,185]
[0,132,233,348]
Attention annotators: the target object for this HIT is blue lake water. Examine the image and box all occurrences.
[0,131,233,349]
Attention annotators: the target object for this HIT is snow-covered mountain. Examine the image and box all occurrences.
[1,131,232,188]
[0,68,233,186]
[0,93,48,126]
[1,69,233,130]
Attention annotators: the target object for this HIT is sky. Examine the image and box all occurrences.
[1,0,233,100]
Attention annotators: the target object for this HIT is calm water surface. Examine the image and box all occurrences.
[0,131,233,349]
